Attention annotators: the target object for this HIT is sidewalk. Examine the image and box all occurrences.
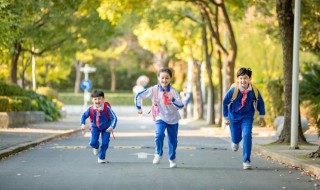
[1,113,320,178]
[194,119,320,177]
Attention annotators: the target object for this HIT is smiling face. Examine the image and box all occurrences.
[158,71,172,88]
[91,96,104,108]
[237,74,251,89]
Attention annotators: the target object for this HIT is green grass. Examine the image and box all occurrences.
[58,92,152,106]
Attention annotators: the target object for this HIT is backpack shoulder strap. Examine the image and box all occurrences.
[231,83,238,101]
[170,86,174,97]
[153,85,158,102]
[89,105,94,121]
[103,102,111,120]
[251,84,259,100]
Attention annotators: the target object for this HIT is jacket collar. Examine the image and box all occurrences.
[159,84,171,92]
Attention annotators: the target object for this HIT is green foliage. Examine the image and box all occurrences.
[300,63,320,103]
[300,63,320,128]
[0,96,10,111]
[27,91,61,121]
[0,81,61,121]
[0,80,27,96]
[36,87,59,100]
[8,96,32,112]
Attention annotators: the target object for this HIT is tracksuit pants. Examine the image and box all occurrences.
[155,120,179,160]
[89,128,110,160]
[229,118,253,163]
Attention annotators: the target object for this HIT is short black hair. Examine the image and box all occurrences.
[158,68,173,78]
[91,89,104,98]
[237,68,252,78]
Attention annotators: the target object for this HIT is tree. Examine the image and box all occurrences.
[275,0,307,143]
[1,0,115,89]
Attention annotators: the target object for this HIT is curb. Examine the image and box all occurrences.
[0,129,81,159]
[253,145,320,176]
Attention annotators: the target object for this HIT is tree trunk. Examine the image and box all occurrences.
[74,60,82,94]
[217,49,223,127]
[218,2,237,87]
[309,146,320,158]
[110,61,116,92]
[10,42,22,84]
[276,0,306,144]
[202,17,215,125]
[276,0,294,143]
[192,60,204,119]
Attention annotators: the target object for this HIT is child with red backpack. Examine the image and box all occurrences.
[80,89,117,163]
[135,68,184,168]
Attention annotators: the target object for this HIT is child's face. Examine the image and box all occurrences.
[92,96,104,107]
[158,72,172,88]
[237,74,251,89]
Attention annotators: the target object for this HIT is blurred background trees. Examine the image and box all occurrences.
[0,0,319,132]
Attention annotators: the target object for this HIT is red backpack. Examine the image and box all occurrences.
[89,102,111,121]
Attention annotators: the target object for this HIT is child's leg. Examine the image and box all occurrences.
[229,122,242,144]
[155,120,166,156]
[89,128,100,149]
[166,123,179,160]
[99,130,111,160]
[241,119,253,162]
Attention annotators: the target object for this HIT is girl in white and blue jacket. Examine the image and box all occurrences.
[135,68,184,168]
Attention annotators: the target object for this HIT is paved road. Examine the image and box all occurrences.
[0,115,319,190]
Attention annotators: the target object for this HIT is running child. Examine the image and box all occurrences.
[80,89,117,163]
[135,68,184,168]
[222,68,266,170]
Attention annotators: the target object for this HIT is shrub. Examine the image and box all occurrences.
[0,96,10,111]
[0,81,26,96]
[36,87,59,100]
[27,91,61,121]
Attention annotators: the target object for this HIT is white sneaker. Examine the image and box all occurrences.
[231,143,239,152]
[93,148,99,156]
[152,154,162,164]
[98,158,106,163]
[243,161,252,170]
[169,160,177,168]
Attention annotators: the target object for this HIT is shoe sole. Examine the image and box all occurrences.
[170,164,177,168]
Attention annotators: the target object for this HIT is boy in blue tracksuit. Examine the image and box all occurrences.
[222,68,266,170]
[135,68,184,168]
[80,89,117,163]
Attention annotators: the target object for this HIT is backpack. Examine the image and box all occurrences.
[89,102,111,121]
[150,85,174,121]
[230,83,259,109]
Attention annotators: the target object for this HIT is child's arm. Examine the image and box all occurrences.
[107,106,117,130]
[80,107,90,130]
[222,87,235,123]
[257,90,266,126]
[171,89,184,110]
[135,86,153,113]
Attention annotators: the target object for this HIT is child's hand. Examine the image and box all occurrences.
[138,109,143,114]
[106,127,113,133]
[81,124,86,130]
[225,118,230,126]
[88,125,92,131]
[260,118,266,127]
